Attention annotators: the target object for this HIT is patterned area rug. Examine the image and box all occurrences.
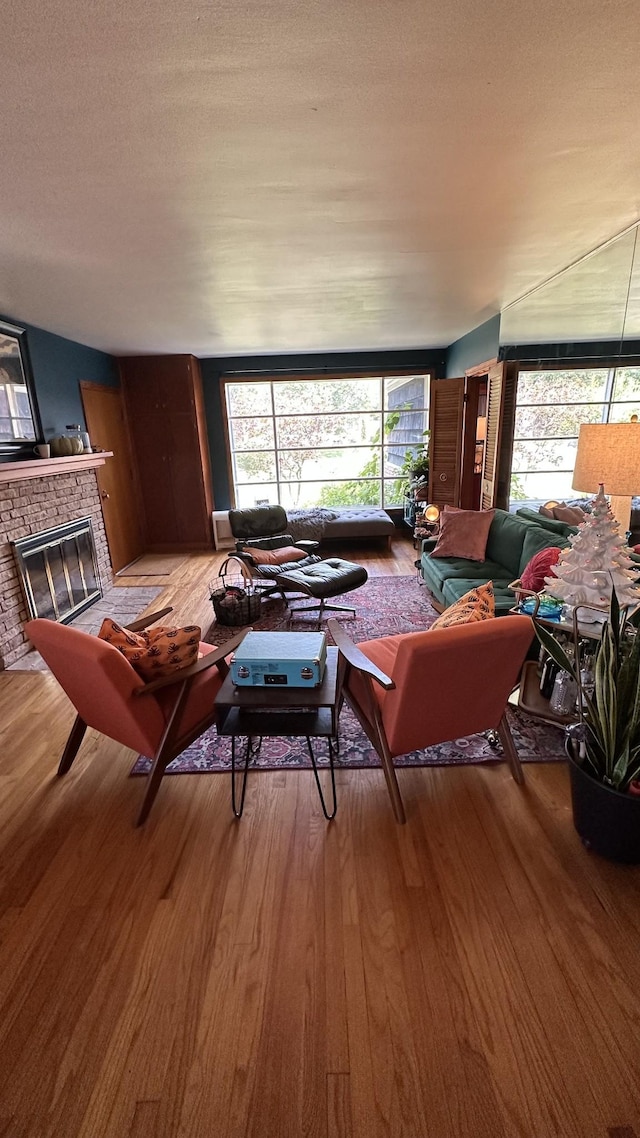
[132,576,566,775]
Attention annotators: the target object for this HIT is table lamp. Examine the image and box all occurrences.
[424,504,440,525]
[572,422,640,535]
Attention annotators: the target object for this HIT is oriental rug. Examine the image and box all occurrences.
[132,575,565,775]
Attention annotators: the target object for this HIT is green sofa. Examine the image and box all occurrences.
[420,508,573,616]
[513,506,580,539]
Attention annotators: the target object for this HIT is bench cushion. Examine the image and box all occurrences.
[323,508,394,539]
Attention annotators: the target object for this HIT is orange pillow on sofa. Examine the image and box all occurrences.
[430,508,495,562]
[247,545,307,566]
[98,619,201,680]
[431,582,495,630]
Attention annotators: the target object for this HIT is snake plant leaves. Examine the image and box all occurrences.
[534,583,640,791]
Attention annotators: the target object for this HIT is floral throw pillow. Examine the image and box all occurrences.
[98,619,201,680]
[430,582,495,630]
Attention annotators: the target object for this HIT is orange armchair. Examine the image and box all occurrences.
[328,615,534,824]
[27,609,246,826]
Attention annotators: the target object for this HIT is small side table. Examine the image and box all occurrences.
[215,646,341,820]
[510,605,603,728]
[413,522,438,549]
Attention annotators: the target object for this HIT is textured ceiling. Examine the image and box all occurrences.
[2,0,640,356]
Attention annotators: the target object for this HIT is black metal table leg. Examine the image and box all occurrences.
[306,735,337,820]
[231,735,261,818]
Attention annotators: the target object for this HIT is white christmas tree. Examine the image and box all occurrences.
[545,484,640,613]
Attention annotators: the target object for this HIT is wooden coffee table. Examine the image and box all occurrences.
[214,646,341,819]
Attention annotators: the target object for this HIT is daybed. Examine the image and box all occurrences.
[227,505,395,546]
[420,508,573,616]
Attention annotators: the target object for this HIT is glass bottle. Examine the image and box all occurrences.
[550,669,578,716]
[576,653,595,711]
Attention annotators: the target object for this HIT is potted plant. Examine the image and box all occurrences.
[534,586,640,862]
[400,430,430,495]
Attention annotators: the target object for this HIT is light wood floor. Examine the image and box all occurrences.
[1,535,640,1138]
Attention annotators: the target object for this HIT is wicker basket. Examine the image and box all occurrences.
[209,557,262,626]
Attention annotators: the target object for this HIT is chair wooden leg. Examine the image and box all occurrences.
[378,735,406,824]
[135,678,190,826]
[497,712,525,785]
[57,715,87,775]
[135,749,171,827]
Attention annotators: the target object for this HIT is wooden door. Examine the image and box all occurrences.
[133,412,179,546]
[168,412,210,544]
[80,383,143,572]
[427,377,465,509]
[480,363,506,509]
[459,375,485,510]
[119,355,213,550]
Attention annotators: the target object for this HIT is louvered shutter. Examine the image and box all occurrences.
[427,378,465,509]
[480,363,505,509]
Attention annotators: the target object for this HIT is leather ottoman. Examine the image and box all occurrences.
[275,557,368,620]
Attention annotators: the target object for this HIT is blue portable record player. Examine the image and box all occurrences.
[230,630,327,687]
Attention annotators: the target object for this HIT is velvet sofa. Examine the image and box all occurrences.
[513,507,580,540]
[420,508,573,616]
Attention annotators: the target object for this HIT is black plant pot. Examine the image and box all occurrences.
[567,747,640,864]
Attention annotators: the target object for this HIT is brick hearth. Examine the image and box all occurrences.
[0,469,112,669]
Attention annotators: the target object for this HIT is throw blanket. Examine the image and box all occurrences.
[286,507,338,542]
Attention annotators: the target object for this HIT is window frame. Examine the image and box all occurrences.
[509,359,640,500]
[221,369,434,510]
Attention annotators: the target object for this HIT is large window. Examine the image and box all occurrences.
[225,374,430,509]
[509,366,640,504]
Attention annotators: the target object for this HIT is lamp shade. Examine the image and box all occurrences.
[572,423,640,496]
[424,504,440,522]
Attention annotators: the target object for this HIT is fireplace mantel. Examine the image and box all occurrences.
[0,452,113,483]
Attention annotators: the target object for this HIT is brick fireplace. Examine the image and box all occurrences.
[0,460,112,669]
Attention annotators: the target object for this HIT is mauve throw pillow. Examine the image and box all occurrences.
[552,505,586,525]
[520,546,561,592]
[430,508,495,562]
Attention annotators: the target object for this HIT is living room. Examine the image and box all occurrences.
[2,1,640,1135]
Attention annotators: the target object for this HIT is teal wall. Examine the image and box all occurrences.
[200,349,447,509]
[446,315,501,377]
[0,314,118,458]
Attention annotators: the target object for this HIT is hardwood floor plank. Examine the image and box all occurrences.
[327,1072,352,1138]
[1,539,640,1136]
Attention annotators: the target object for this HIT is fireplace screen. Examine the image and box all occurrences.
[12,518,102,623]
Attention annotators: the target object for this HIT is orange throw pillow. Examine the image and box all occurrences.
[430,508,495,562]
[98,619,202,680]
[247,545,307,566]
[431,582,495,630]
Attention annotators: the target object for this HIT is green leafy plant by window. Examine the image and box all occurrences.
[400,429,430,492]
